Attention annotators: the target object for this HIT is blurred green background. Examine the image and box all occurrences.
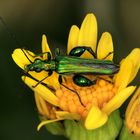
[0,0,140,140]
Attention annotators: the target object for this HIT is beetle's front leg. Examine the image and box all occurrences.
[69,46,97,58]
[73,74,96,87]
[32,70,53,88]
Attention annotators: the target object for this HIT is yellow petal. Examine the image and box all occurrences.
[34,92,45,115]
[12,48,59,90]
[115,48,140,91]
[126,87,140,118]
[115,59,133,91]
[12,48,35,69]
[78,13,97,52]
[42,34,52,60]
[126,48,140,83]
[102,86,136,115]
[97,32,113,60]
[37,118,63,131]
[126,97,139,124]
[85,105,108,130]
[34,92,50,116]
[67,25,79,54]
[55,111,81,120]
[29,71,60,90]
[22,76,59,106]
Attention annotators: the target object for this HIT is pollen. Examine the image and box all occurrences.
[55,78,117,119]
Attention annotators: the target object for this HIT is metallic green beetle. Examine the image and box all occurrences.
[23,46,119,87]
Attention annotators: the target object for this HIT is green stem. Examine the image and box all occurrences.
[64,110,122,140]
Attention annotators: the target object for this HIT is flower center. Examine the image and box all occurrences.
[56,78,118,118]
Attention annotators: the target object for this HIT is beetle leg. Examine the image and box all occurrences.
[69,46,97,58]
[32,70,53,88]
[30,77,55,92]
[102,51,114,60]
[73,75,96,87]
[58,75,85,106]
[85,47,97,58]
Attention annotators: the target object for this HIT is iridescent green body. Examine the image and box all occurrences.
[55,55,118,75]
[24,47,119,87]
[26,55,119,75]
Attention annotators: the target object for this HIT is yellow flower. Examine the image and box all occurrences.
[12,13,140,132]
[120,87,140,140]
[126,87,140,136]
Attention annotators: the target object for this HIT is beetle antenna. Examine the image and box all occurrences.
[32,75,50,88]
[0,17,33,64]
[21,48,33,64]
[0,16,22,47]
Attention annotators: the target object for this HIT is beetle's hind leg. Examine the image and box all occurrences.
[69,46,97,58]
[58,75,85,106]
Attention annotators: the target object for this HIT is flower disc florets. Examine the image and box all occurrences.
[56,78,117,119]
